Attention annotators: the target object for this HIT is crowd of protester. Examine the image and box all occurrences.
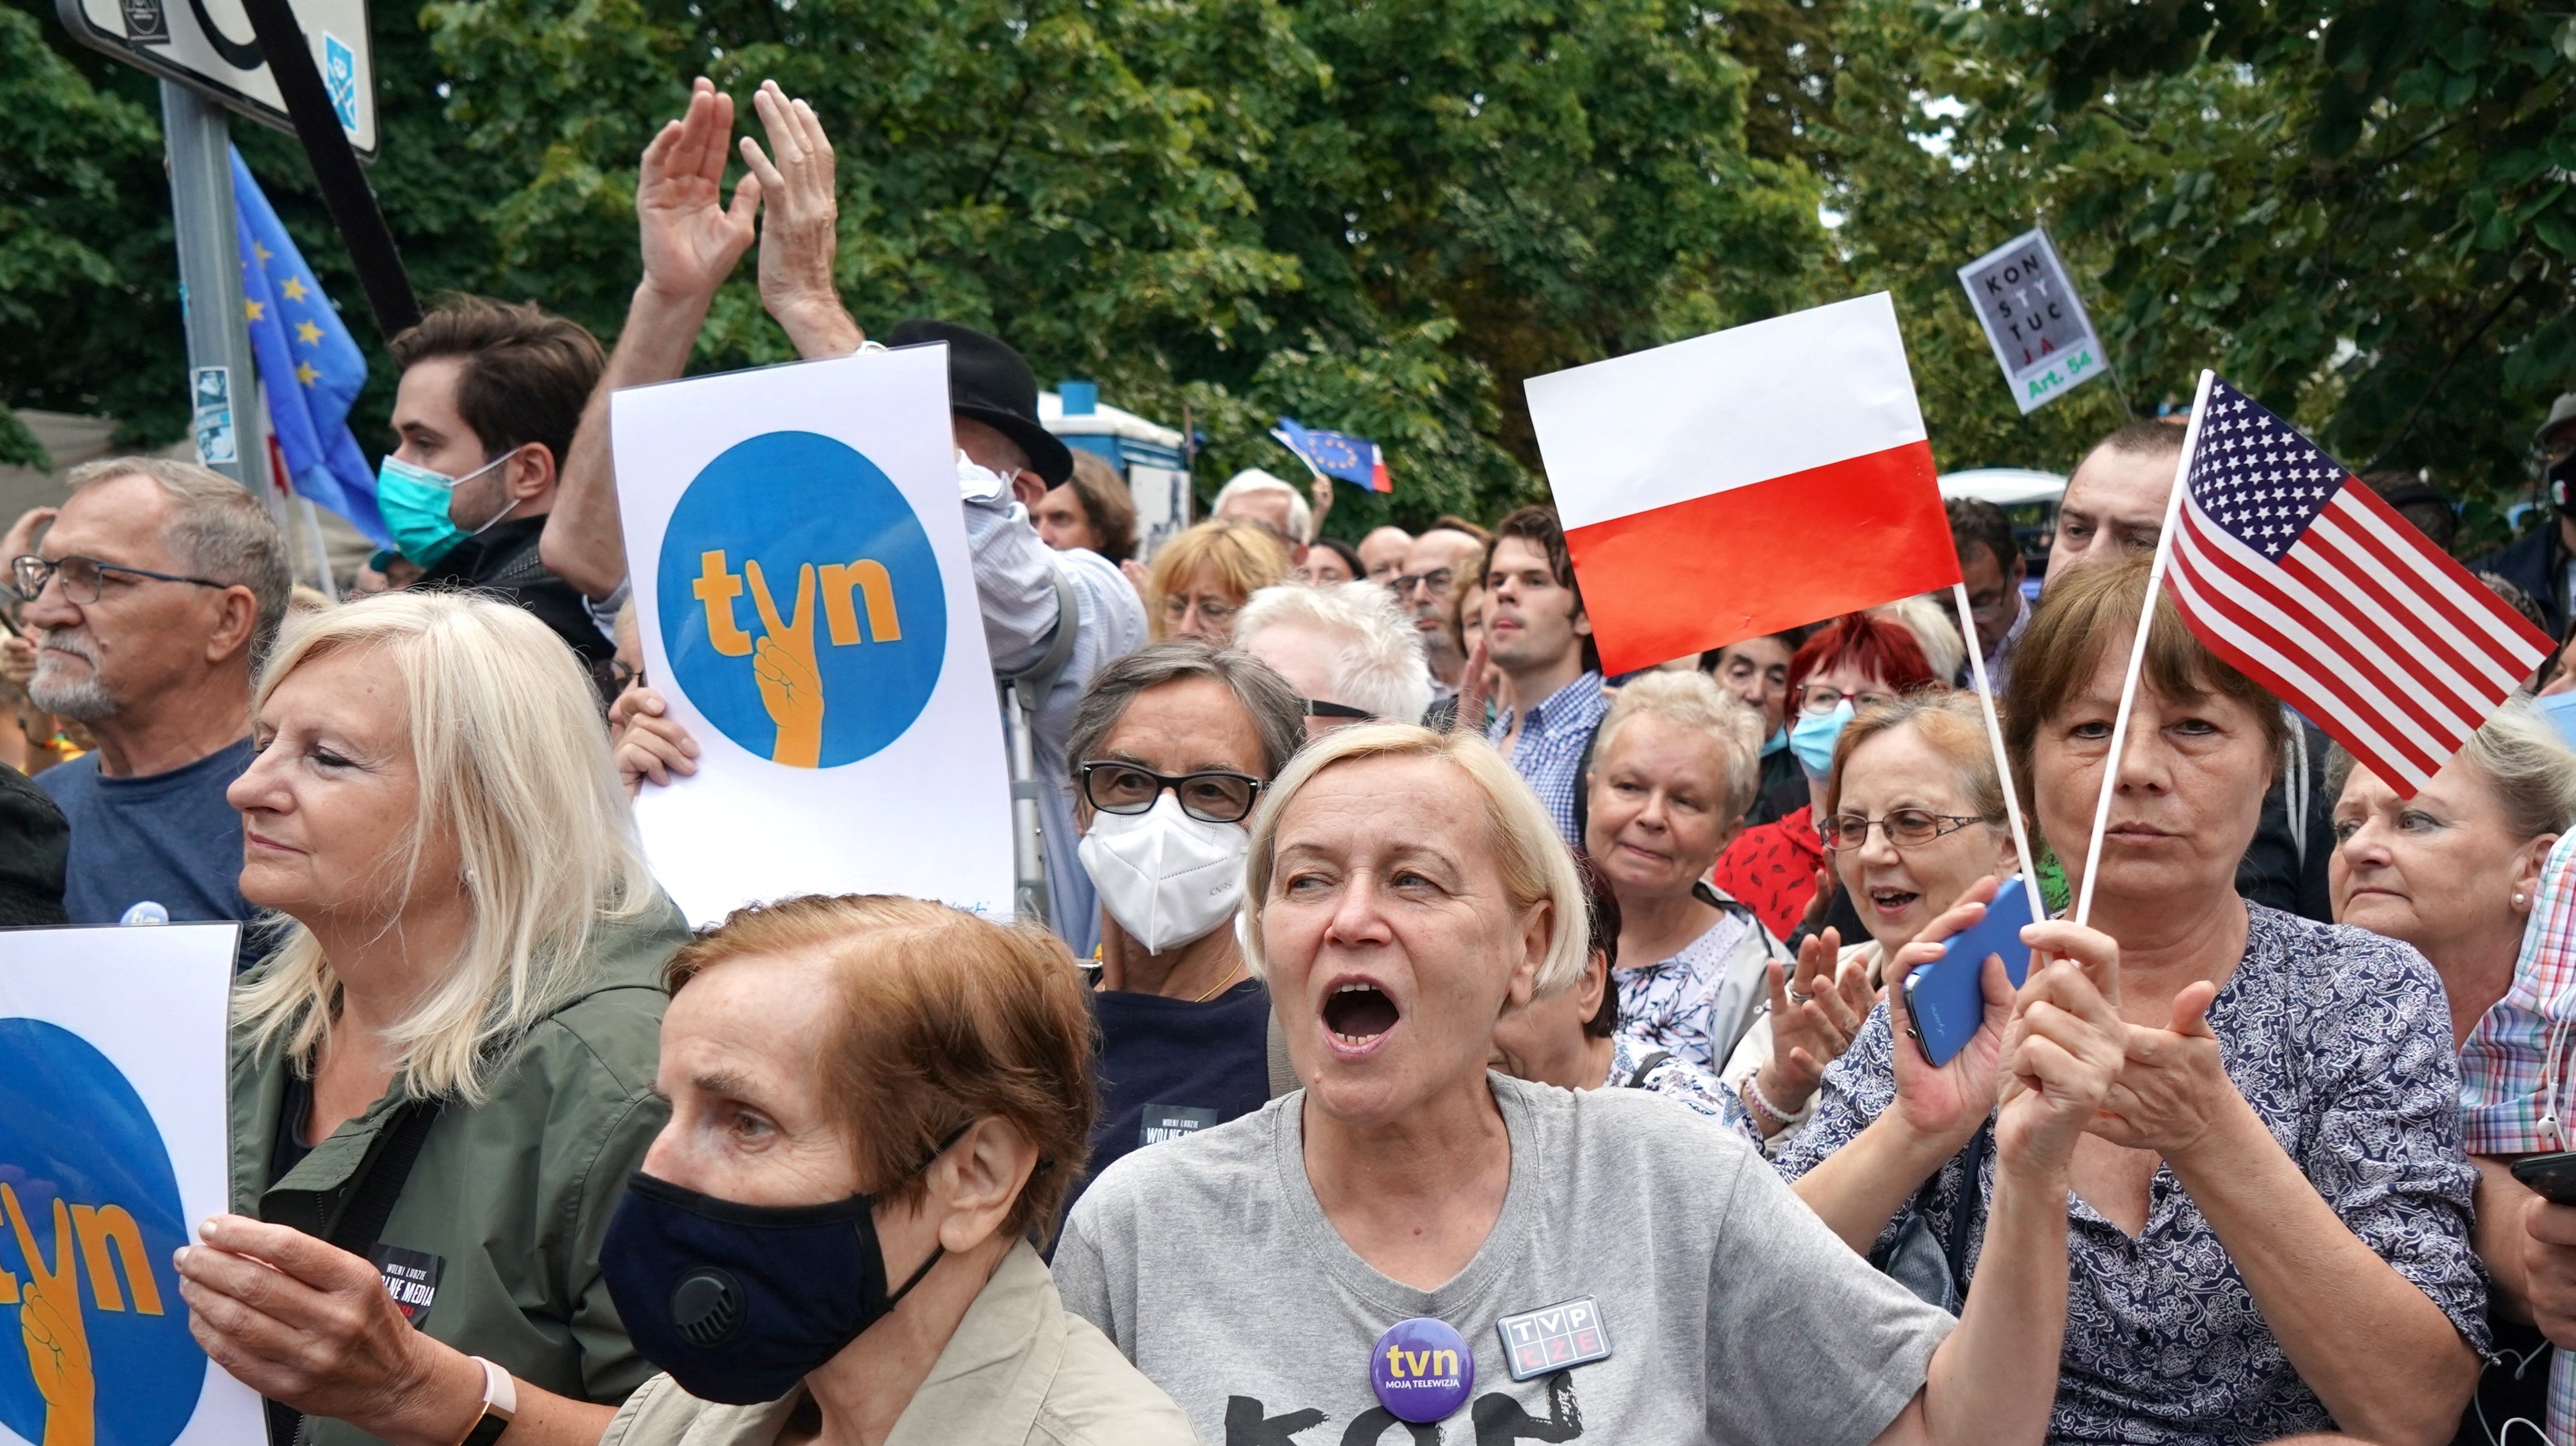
[11,74,2576,1446]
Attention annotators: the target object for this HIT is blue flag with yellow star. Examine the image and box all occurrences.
[231,147,389,546]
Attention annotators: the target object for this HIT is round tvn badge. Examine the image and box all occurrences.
[656,431,948,769]
[0,1019,199,1446]
[1370,1316,1473,1423]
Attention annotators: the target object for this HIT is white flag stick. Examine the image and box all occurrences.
[2073,368,2215,926]
[1950,578,2047,919]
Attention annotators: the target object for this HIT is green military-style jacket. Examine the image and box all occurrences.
[228,899,690,1446]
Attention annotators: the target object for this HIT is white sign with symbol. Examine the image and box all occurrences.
[1957,227,2105,415]
[56,0,378,157]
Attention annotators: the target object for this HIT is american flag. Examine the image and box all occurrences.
[2163,377,2554,795]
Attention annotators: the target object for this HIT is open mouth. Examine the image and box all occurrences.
[1866,887,1920,915]
[1323,981,1400,1047]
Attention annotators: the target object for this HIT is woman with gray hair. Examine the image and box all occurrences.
[2330,694,2576,1045]
[1056,722,2124,1443]
[1057,639,1308,1220]
[173,590,687,1446]
[1232,578,1432,735]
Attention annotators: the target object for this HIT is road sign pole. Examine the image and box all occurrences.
[160,79,278,513]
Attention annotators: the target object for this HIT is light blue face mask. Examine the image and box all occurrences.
[1760,724,1789,758]
[1789,700,1855,783]
[376,453,510,568]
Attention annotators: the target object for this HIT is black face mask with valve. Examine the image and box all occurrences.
[598,1129,967,1404]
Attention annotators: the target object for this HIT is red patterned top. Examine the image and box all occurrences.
[1710,805,1825,941]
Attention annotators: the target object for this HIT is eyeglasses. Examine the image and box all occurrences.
[1078,762,1264,823]
[1301,697,1371,721]
[1796,685,1895,717]
[1390,567,1453,597]
[1816,809,1986,850]
[11,554,231,605]
[1162,594,1239,626]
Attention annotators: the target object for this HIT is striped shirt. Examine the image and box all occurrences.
[1486,670,1610,848]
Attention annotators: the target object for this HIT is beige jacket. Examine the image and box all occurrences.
[597,1242,1199,1446]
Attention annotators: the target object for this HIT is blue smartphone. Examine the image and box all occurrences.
[1902,878,2040,1068]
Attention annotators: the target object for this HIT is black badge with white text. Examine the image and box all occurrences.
[1497,1296,1611,1381]
[1139,1103,1221,1147]
[370,1243,445,1328]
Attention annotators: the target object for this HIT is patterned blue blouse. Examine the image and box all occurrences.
[1773,904,2486,1444]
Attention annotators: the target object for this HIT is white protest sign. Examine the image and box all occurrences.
[1957,227,2106,414]
[0,922,265,1446]
[613,345,1015,924]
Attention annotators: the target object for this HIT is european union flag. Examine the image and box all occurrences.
[1272,417,1392,493]
[231,147,390,546]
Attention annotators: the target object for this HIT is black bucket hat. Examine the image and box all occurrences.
[886,319,1074,487]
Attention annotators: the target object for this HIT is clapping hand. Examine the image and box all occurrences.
[636,79,761,305]
[1755,927,1877,1122]
[735,80,861,356]
[2088,978,2238,1160]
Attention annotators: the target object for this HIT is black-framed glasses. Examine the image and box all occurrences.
[1079,761,1264,823]
[1817,809,1987,850]
[1301,697,1372,721]
[1390,567,1453,597]
[11,554,231,605]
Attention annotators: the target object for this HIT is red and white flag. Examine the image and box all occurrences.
[2165,376,2553,794]
[1525,293,1959,674]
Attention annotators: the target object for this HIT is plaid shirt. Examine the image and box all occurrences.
[1487,670,1610,848]
[2460,831,2576,1442]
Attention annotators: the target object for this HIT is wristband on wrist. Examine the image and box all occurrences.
[1740,1077,1793,1133]
[454,1357,516,1446]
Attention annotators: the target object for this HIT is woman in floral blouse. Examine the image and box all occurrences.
[1778,557,2485,1445]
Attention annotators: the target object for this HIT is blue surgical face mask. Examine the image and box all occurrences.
[1789,700,1855,783]
[1760,724,1789,758]
[375,453,510,568]
[598,1131,966,1405]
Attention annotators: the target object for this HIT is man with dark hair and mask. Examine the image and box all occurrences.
[2472,391,2576,638]
[1056,641,1307,1226]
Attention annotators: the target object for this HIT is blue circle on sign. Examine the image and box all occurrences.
[1370,1316,1474,1423]
[655,431,948,768]
[0,1018,200,1446]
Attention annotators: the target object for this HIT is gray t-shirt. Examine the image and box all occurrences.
[1056,1071,1953,1445]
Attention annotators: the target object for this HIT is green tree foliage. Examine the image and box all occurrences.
[5,0,2568,546]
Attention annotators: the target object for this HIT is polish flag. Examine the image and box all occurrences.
[1525,293,1959,675]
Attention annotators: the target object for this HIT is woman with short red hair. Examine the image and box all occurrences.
[1710,613,1939,940]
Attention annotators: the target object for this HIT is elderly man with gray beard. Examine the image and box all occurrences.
[6,458,287,963]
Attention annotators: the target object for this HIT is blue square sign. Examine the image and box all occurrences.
[323,33,357,132]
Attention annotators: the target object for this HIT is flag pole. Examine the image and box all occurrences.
[1950,578,2047,918]
[2073,368,2214,927]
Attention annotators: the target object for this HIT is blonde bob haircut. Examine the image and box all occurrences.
[234,591,657,1103]
[1593,670,1765,825]
[1145,520,1291,642]
[1241,723,1590,998]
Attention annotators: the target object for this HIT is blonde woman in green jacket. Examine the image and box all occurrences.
[172,591,687,1446]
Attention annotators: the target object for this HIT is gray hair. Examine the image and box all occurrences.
[1212,468,1315,544]
[1067,640,1306,783]
[65,456,290,657]
[1232,580,1431,724]
[2329,693,2576,842]
[1593,669,1765,823]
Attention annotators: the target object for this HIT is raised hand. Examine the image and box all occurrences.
[746,560,824,767]
[637,78,761,305]
[1452,634,1492,737]
[735,80,861,357]
[1756,927,1879,1120]
[1994,922,2126,1183]
[3,1185,94,1446]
